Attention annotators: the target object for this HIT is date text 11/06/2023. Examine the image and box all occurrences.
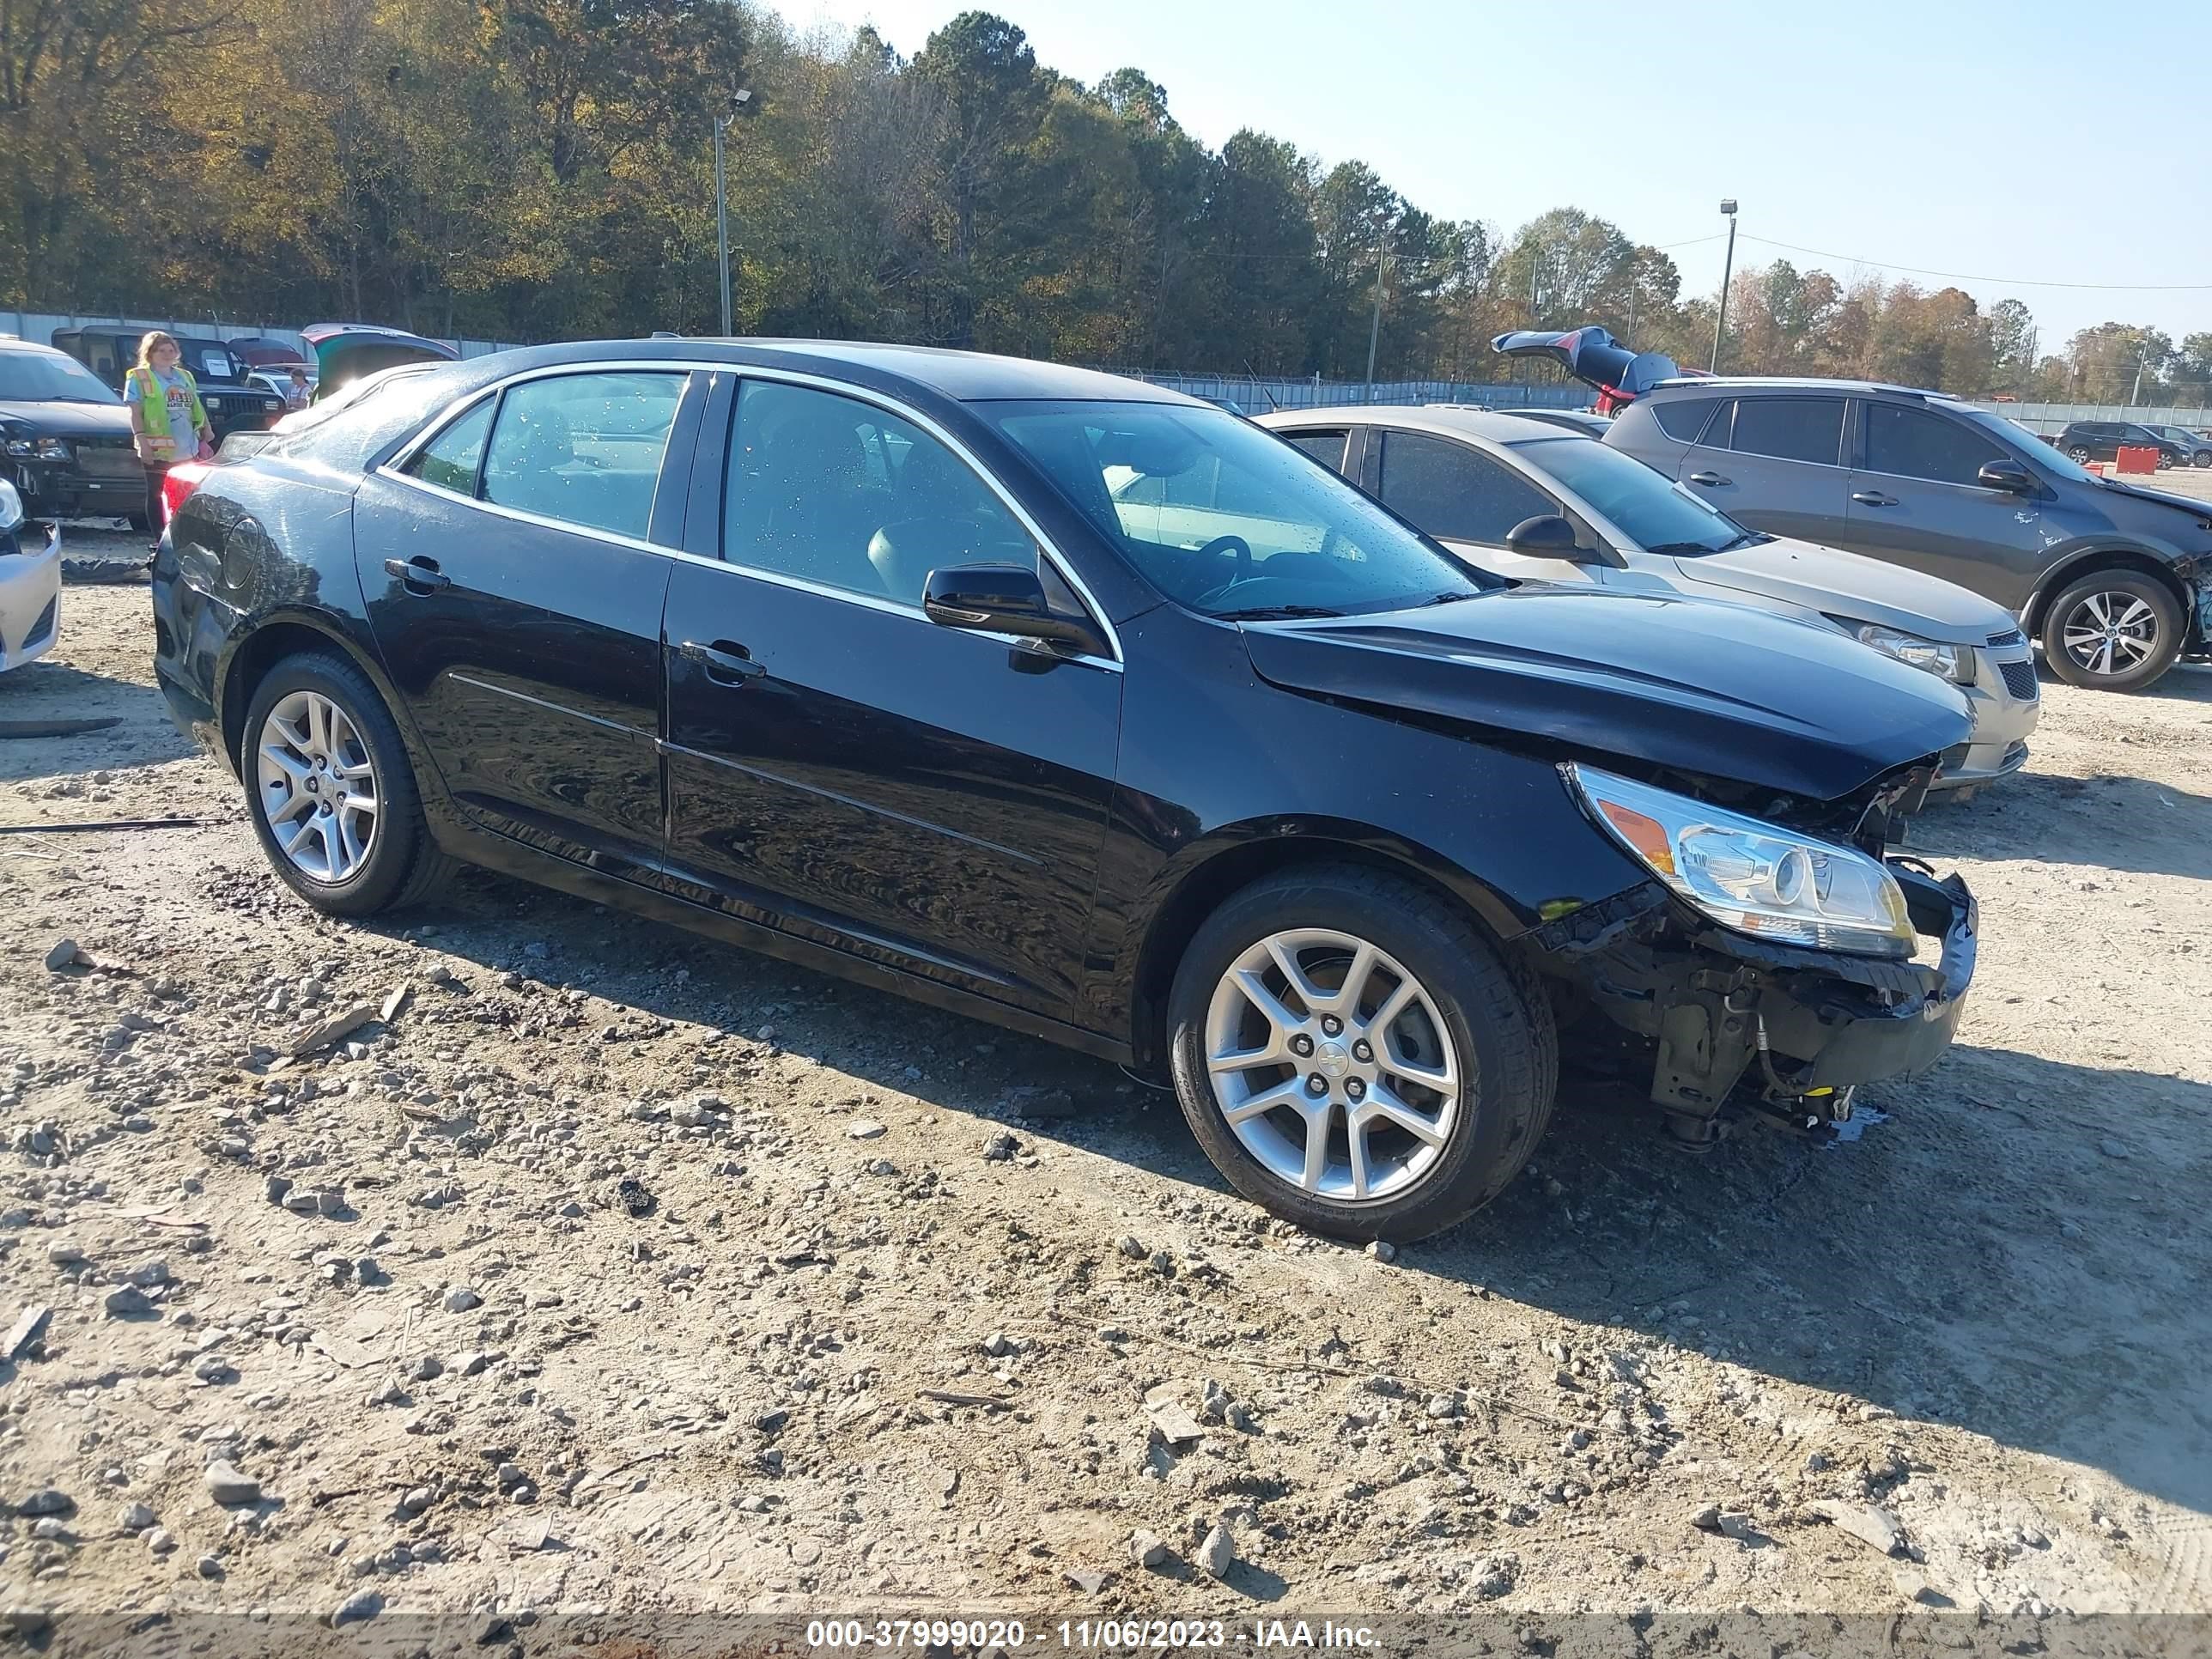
[805,1620,1382,1650]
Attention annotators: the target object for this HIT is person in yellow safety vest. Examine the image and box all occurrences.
[123,331,215,544]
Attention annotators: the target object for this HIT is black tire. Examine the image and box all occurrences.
[2066,445,2092,463]
[126,512,151,534]
[1166,865,1557,1243]
[2194,451,2212,469]
[2038,570,2184,693]
[240,651,456,915]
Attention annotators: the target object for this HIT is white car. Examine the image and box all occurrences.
[0,478,62,673]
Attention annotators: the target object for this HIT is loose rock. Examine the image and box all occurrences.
[204,1462,261,1505]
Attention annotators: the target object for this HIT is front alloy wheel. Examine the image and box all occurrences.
[1205,928,1459,1204]
[258,690,380,883]
[2039,572,2183,692]
[1167,866,1556,1241]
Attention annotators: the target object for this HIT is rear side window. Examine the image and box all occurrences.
[1653,398,1722,443]
[1285,428,1347,471]
[479,371,685,540]
[1378,430,1557,544]
[1863,404,2007,487]
[1729,397,1844,466]
[405,400,492,495]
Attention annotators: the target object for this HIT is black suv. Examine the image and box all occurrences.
[2053,420,2195,470]
[1601,377,2212,692]
[0,337,144,525]
[51,327,284,444]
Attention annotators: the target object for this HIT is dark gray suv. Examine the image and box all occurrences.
[1602,379,2212,692]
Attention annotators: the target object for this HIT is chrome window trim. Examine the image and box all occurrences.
[376,356,1124,669]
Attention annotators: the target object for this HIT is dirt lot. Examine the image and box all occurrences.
[2,571,2209,1643]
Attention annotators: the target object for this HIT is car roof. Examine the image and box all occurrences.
[0,338,71,359]
[1644,374,1960,403]
[441,337,1195,407]
[1257,404,1576,446]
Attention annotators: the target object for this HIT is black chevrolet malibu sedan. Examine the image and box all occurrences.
[152,340,1978,1240]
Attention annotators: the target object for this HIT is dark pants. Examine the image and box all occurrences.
[143,462,168,532]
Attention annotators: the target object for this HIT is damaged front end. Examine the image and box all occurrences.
[1526,757,1974,1146]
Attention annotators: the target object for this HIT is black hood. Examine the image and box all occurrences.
[0,399,133,439]
[1242,585,1972,802]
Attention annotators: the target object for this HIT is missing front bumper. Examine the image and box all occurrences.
[1534,862,1976,1121]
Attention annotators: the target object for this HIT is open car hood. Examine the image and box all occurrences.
[300,324,459,396]
[1491,325,1709,408]
[1240,585,1971,802]
[1668,535,2011,645]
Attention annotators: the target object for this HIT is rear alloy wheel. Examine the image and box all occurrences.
[241,652,454,914]
[1168,866,1555,1242]
[2067,445,2093,463]
[2039,571,2183,692]
[2196,451,2212,469]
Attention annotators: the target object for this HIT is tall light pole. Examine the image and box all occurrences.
[714,88,753,337]
[1710,198,1738,373]
[1363,234,1389,404]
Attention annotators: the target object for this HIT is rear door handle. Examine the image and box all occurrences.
[680,639,765,686]
[1686,471,1730,487]
[382,556,450,592]
[1850,491,1899,507]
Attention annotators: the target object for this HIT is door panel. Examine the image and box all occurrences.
[353,369,696,867]
[1843,400,2045,606]
[663,565,1121,1012]
[1680,395,1855,545]
[660,375,1122,1016]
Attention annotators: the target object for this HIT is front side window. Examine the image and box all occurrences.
[479,372,684,539]
[1863,402,2006,487]
[988,399,1488,617]
[1729,397,1844,466]
[725,379,1034,605]
[1378,430,1558,546]
[1510,435,1754,556]
[405,399,492,495]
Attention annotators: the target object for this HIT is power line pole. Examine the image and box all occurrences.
[713,88,753,337]
[1364,237,1389,404]
[2129,350,2148,406]
[1710,198,1738,373]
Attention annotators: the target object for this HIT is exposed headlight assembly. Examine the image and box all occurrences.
[1838,619,1969,684]
[1564,763,1915,958]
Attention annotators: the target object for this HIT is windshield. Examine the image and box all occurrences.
[1510,434,1751,556]
[988,400,1488,617]
[0,352,122,404]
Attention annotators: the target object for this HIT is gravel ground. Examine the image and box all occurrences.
[1,579,2209,1644]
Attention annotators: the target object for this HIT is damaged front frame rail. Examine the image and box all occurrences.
[1529,863,1977,1145]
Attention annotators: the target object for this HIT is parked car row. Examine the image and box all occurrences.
[1495,327,2212,694]
[1261,406,2038,794]
[151,338,1981,1241]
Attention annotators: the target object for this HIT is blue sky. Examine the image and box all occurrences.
[787,0,2212,351]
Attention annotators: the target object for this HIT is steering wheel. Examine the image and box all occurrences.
[1197,533,1253,580]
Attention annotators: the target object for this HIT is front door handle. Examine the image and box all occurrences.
[1686,471,1730,487]
[382,556,450,592]
[1850,490,1899,507]
[680,639,766,686]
